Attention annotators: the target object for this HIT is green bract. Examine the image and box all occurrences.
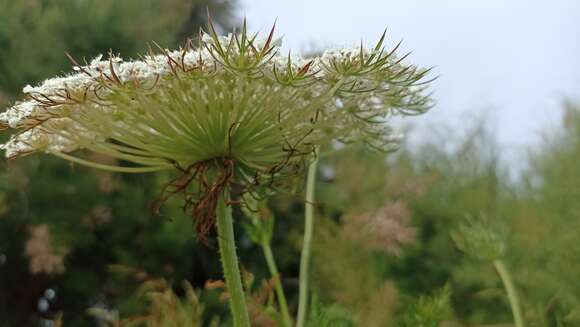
[0,20,433,227]
[452,216,506,261]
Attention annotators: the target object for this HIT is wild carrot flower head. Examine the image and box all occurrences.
[0,19,433,234]
[452,215,506,261]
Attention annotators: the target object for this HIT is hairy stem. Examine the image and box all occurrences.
[296,157,318,327]
[262,242,292,327]
[493,260,525,327]
[216,191,250,327]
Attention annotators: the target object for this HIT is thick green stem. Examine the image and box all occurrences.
[493,260,525,327]
[216,191,250,327]
[296,157,318,327]
[262,242,292,327]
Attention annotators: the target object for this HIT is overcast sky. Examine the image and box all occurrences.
[240,0,580,155]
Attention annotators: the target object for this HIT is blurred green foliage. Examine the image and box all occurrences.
[0,1,579,326]
[309,114,580,326]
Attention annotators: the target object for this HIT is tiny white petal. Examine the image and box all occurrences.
[22,85,34,93]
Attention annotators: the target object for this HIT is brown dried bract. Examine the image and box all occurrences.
[151,157,235,242]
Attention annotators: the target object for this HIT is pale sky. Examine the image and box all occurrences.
[239,0,580,155]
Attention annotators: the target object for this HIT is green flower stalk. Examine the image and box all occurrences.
[0,17,433,325]
[493,259,525,327]
[241,195,291,326]
[452,217,525,327]
[217,190,250,326]
[296,155,318,327]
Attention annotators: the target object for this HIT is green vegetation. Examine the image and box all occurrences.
[0,1,579,327]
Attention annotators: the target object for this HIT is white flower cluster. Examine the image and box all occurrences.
[319,46,372,64]
[0,40,220,157]
[0,47,216,127]
[266,53,316,77]
[0,32,281,129]
[0,29,416,159]
[0,118,101,158]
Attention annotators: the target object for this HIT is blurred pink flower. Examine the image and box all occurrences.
[345,201,416,256]
[24,224,68,275]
